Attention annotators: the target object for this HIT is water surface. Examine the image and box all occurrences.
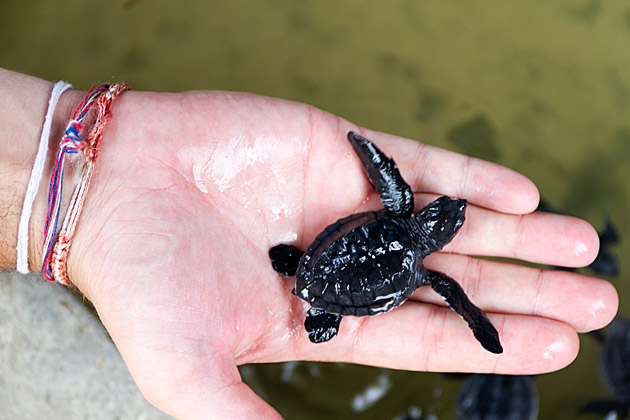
[2,1,629,418]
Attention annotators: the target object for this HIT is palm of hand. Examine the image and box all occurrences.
[70,91,617,418]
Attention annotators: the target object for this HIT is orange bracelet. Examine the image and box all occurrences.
[43,83,129,285]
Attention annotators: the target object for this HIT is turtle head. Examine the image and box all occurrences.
[411,196,467,256]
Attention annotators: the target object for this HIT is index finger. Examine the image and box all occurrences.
[360,129,540,215]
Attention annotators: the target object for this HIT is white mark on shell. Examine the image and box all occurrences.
[388,241,403,251]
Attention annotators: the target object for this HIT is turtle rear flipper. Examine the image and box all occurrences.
[269,244,303,276]
[422,269,503,354]
[347,131,414,217]
[305,308,343,343]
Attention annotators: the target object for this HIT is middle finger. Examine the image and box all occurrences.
[356,193,600,267]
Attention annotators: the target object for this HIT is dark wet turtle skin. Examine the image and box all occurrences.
[294,197,467,316]
[269,131,502,353]
[601,319,630,405]
[582,318,630,418]
[456,374,538,420]
[295,211,420,317]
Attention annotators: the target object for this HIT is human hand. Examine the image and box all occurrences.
[63,90,617,419]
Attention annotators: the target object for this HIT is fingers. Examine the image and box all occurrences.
[354,193,599,267]
[416,253,618,333]
[447,200,600,267]
[314,125,596,267]
[286,303,579,375]
[406,193,598,267]
[268,254,615,373]
[357,128,540,215]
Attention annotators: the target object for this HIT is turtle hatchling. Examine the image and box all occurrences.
[582,318,630,418]
[456,374,538,420]
[269,131,502,353]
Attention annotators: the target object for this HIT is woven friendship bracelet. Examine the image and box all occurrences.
[42,83,130,285]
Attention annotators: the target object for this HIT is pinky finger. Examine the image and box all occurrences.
[285,302,579,375]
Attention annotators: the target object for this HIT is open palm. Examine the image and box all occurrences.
[66,90,617,419]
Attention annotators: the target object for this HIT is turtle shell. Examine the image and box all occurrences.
[294,211,420,316]
[456,374,538,420]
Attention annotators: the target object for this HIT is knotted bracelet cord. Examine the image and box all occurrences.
[42,83,129,284]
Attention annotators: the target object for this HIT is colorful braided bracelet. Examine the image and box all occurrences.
[42,83,129,285]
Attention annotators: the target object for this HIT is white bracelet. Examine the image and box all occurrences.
[16,81,72,274]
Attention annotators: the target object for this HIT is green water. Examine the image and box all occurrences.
[2,0,629,418]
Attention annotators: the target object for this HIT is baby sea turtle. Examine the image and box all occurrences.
[456,374,538,420]
[269,131,502,354]
[582,318,630,418]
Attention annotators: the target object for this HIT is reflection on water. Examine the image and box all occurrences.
[240,362,448,419]
[3,0,629,418]
[351,371,393,413]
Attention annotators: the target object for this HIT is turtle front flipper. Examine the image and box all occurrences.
[305,307,343,343]
[269,244,303,276]
[347,131,414,217]
[422,269,503,354]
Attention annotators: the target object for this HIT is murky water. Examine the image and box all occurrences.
[2,0,629,418]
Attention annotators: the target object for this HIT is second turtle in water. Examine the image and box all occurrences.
[269,132,502,354]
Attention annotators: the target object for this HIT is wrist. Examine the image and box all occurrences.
[0,68,85,271]
[0,70,53,268]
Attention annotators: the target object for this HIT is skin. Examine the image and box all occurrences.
[0,69,619,419]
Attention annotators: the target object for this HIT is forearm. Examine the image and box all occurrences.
[0,68,83,270]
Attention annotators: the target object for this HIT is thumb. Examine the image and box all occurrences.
[179,378,282,420]
[136,354,283,420]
